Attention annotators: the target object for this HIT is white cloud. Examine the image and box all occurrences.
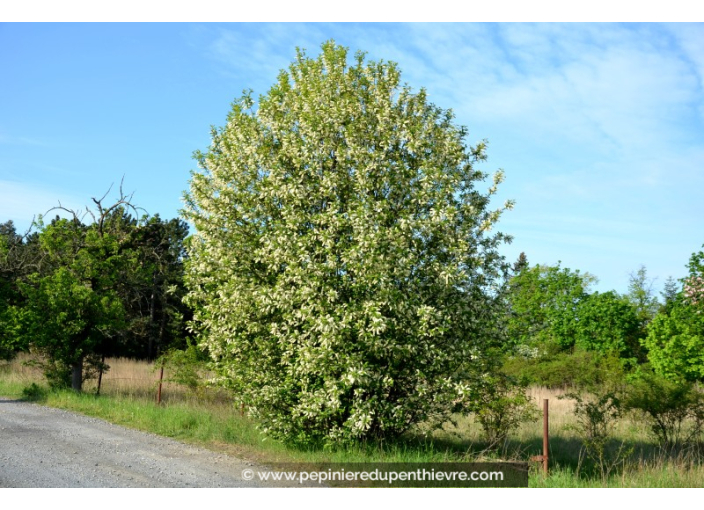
[202,24,331,92]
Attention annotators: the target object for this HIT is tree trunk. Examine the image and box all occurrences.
[71,356,83,392]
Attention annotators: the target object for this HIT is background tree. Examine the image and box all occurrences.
[573,291,642,362]
[626,265,659,331]
[0,221,42,360]
[18,258,125,389]
[183,41,513,444]
[660,276,680,314]
[11,188,142,390]
[0,221,23,360]
[643,245,704,382]
[643,302,704,382]
[114,214,190,360]
[503,263,641,387]
[1,191,191,381]
[505,262,596,354]
[512,252,529,275]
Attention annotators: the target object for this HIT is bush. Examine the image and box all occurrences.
[469,373,539,450]
[156,344,209,394]
[563,389,631,480]
[21,382,48,402]
[41,359,72,389]
[25,353,108,391]
[624,371,704,451]
[502,350,626,390]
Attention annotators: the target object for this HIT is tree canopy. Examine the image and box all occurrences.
[505,262,596,354]
[643,245,704,382]
[183,41,513,443]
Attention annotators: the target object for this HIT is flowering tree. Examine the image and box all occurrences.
[643,245,704,382]
[183,41,513,443]
[684,277,703,307]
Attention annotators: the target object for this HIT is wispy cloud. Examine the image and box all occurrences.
[0,181,86,233]
[200,24,332,91]
[0,134,49,147]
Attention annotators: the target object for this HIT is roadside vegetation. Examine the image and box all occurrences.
[2,355,704,487]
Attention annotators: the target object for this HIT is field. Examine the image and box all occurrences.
[1,355,703,487]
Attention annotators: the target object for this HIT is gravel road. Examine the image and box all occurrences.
[0,397,267,488]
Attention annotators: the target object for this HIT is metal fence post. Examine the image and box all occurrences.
[543,398,549,475]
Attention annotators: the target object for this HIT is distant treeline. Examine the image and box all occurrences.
[502,249,704,387]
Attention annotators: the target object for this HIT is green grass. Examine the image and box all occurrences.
[531,462,704,488]
[2,357,704,487]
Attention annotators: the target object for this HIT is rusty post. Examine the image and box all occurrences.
[156,363,164,405]
[543,398,549,475]
[96,355,105,396]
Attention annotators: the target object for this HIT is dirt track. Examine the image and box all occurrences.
[0,397,266,488]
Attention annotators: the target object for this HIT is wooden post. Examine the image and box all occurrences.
[96,355,105,396]
[156,363,164,405]
[543,398,549,475]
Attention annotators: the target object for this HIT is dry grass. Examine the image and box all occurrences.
[0,355,676,448]
[433,387,576,444]
[92,357,234,406]
[526,387,576,436]
[88,357,149,387]
[84,357,166,401]
[0,354,226,405]
[0,353,44,386]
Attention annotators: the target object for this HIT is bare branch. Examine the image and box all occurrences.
[40,179,148,239]
[44,201,89,224]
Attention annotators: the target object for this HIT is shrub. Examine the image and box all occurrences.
[21,382,48,402]
[41,359,73,389]
[157,344,209,394]
[502,350,626,390]
[563,390,631,480]
[624,371,704,451]
[470,373,539,450]
[23,353,108,391]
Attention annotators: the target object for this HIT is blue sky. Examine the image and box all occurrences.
[1,23,703,295]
